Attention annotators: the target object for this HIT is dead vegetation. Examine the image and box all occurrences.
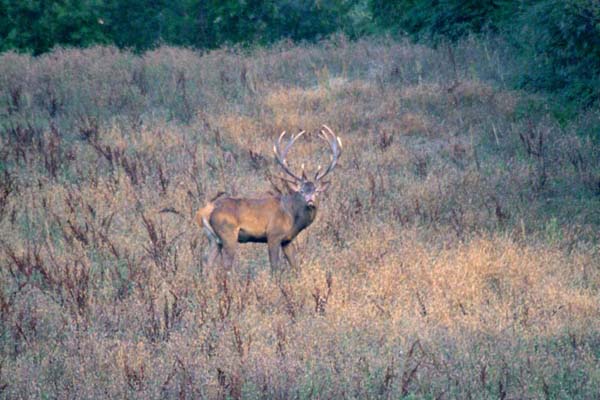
[0,37,598,398]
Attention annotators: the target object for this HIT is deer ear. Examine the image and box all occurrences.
[317,181,331,192]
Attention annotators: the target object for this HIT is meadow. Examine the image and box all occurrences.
[0,36,599,398]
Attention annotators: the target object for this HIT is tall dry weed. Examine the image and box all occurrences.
[0,37,598,398]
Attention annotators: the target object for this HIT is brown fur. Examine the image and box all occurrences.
[198,126,341,271]
[198,192,317,271]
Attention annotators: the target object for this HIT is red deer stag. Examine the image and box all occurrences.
[196,125,342,271]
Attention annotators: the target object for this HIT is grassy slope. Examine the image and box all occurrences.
[0,37,599,398]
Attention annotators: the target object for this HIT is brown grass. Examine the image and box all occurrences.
[0,37,599,399]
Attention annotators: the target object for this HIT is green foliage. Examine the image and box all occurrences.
[370,0,600,108]
[0,0,369,53]
[0,0,109,54]
[369,0,514,43]
[512,0,600,107]
[100,0,206,50]
[212,0,353,43]
[187,0,367,48]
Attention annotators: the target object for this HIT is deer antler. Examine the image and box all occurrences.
[273,130,306,182]
[315,125,342,181]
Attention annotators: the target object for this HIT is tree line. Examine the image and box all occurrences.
[0,0,369,54]
[1,0,599,107]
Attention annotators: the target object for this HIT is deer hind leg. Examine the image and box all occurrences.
[211,218,239,271]
[204,239,222,268]
[220,235,238,271]
[197,204,223,268]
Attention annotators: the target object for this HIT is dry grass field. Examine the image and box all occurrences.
[0,36,599,398]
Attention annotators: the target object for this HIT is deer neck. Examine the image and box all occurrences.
[283,193,317,233]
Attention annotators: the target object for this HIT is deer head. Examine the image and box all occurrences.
[273,124,342,208]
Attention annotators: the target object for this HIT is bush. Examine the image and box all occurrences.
[369,0,514,43]
[513,0,600,107]
[0,0,371,54]
[370,0,600,109]
[0,0,108,55]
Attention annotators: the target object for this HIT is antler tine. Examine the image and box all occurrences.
[321,124,343,148]
[316,125,342,181]
[273,130,306,181]
[301,163,308,180]
[273,173,298,185]
[314,164,322,180]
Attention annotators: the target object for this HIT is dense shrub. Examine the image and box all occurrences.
[370,0,600,108]
[512,0,600,107]
[0,0,369,54]
[0,0,109,54]
[369,0,510,42]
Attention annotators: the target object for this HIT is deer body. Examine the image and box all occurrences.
[197,126,341,271]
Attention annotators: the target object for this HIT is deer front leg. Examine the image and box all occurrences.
[267,237,282,272]
[282,241,297,270]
